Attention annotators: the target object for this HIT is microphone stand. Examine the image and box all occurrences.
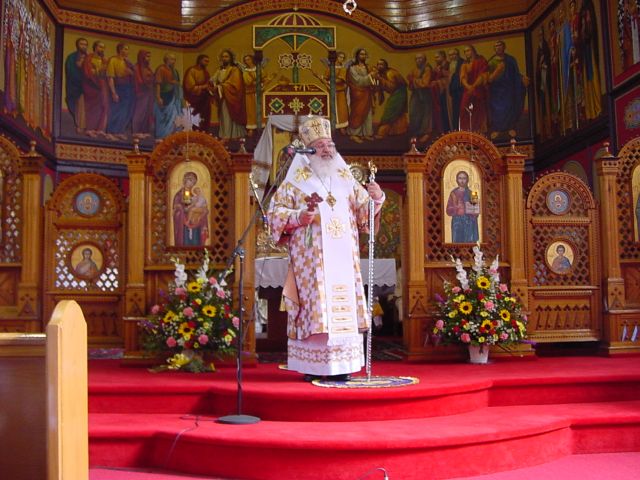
[217,187,265,425]
[218,147,295,425]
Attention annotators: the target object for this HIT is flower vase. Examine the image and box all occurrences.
[468,344,489,364]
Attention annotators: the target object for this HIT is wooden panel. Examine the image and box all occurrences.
[0,335,46,480]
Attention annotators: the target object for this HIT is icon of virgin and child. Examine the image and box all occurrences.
[172,171,210,247]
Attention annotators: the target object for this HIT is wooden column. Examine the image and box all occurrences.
[123,141,150,354]
[403,144,428,360]
[18,141,44,330]
[500,140,533,357]
[594,143,633,354]
[502,140,528,308]
[231,148,257,357]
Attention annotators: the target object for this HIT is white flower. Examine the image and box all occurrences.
[173,258,187,288]
[197,250,210,283]
[472,244,484,273]
[452,256,469,290]
[489,255,500,284]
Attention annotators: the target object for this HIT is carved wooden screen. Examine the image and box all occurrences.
[423,132,505,345]
[43,173,126,346]
[145,132,232,304]
[525,172,600,342]
[0,136,23,330]
[616,137,640,308]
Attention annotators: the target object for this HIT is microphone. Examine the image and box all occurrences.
[283,145,316,155]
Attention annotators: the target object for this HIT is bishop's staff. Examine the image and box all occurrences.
[366,160,378,382]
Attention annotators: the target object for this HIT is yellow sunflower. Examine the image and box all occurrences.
[187,281,201,293]
[476,276,490,289]
[202,305,217,317]
[499,309,511,321]
[163,311,177,323]
[459,302,473,314]
[481,319,493,330]
[178,322,195,340]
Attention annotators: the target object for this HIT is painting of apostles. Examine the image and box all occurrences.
[170,165,211,248]
[63,37,186,142]
[443,161,482,244]
[546,241,574,275]
[71,244,103,280]
[61,35,530,148]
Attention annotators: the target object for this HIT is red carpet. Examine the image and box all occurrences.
[88,356,640,479]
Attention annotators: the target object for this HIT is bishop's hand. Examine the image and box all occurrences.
[367,181,383,202]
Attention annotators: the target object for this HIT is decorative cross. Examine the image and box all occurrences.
[304,192,323,212]
[326,217,345,239]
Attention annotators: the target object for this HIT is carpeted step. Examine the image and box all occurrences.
[89,400,640,480]
[88,359,640,421]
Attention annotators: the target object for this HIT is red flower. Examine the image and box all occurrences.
[478,293,485,300]
[188,321,196,328]
[453,326,460,333]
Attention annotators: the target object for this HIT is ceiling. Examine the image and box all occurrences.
[54,0,538,32]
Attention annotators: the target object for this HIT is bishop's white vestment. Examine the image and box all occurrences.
[268,153,382,376]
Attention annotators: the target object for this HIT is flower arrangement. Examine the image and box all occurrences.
[433,245,527,350]
[139,251,239,372]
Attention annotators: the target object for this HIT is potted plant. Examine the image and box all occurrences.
[433,244,528,363]
[139,251,239,372]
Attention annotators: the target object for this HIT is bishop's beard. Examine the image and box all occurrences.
[309,154,339,179]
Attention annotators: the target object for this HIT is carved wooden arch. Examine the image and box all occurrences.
[43,172,128,342]
[423,131,504,262]
[615,136,640,260]
[46,173,126,218]
[524,171,601,341]
[0,135,23,263]
[526,171,596,288]
[147,131,233,267]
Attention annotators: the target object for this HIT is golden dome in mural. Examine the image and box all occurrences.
[267,12,322,27]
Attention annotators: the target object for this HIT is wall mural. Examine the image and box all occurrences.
[60,30,185,146]
[532,0,606,143]
[608,0,640,87]
[60,13,530,152]
[0,0,55,141]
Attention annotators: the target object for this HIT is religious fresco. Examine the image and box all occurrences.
[60,12,530,152]
[0,0,55,142]
[608,0,640,87]
[60,29,185,147]
[442,160,483,244]
[532,0,606,143]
